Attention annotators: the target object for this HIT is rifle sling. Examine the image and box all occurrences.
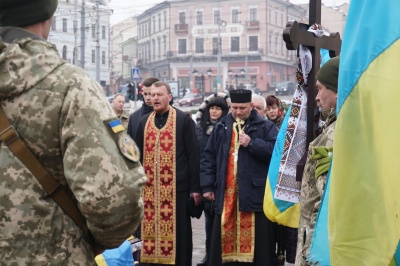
[0,107,96,251]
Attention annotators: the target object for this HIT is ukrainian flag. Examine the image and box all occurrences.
[263,105,300,228]
[328,0,400,264]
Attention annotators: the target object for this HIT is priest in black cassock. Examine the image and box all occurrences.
[135,81,202,266]
[201,89,279,266]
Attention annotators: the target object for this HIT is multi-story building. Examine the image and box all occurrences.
[136,1,171,84]
[299,2,348,37]
[110,16,138,93]
[136,0,306,94]
[51,0,112,93]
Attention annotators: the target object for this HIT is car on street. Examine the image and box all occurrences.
[275,81,295,96]
[178,93,202,107]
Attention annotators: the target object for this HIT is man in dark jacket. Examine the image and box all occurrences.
[201,89,279,266]
[127,77,159,140]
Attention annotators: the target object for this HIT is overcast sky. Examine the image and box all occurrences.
[109,0,350,25]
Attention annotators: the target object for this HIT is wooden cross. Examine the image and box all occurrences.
[282,0,342,181]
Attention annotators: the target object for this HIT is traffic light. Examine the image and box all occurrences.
[127,83,135,101]
[137,83,143,95]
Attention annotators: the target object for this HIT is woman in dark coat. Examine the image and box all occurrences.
[195,93,230,266]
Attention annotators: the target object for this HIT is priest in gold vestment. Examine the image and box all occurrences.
[135,81,202,266]
[201,89,279,265]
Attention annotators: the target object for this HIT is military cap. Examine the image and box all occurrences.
[316,56,340,92]
[0,0,58,27]
[230,89,252,103]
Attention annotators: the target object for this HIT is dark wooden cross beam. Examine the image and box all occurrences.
[282,0,341,181]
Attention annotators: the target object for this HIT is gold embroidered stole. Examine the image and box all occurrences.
[221,121,255,263]
[141,108,176,265]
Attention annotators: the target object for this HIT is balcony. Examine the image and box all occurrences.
[174,23,188,33]
[245,20,260,30]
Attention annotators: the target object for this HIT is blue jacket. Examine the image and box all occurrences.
[200,109,278,214]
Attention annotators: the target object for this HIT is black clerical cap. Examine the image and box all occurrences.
[187,197,204,219]
[230,89,252,103]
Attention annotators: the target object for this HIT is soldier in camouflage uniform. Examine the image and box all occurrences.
[112,93,131,129]
[0,0,147,265]
[295,56,340,266]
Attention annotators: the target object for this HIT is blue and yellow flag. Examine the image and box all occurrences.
[95,240,134,266]
[328,0,400,264]
[263,106,300,228]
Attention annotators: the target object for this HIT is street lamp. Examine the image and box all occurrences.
[228,68,246,89]
[193,68,213,101]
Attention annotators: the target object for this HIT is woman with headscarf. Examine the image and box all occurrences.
[266,95,286,129]
[195,93,230,266]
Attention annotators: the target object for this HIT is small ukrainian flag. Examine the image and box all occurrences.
[108,120,125,133]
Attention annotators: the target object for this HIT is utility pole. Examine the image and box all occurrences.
[189,10,194,92]
[74,0,78,65]
[217,1,222,92]
[96,0,101,83]
[80,0,85,69]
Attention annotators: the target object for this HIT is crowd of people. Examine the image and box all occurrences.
[1,1,341,265]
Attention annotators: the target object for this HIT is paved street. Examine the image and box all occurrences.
[192,216,206,266]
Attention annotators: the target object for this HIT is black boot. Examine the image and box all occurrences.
[197,254,208,266]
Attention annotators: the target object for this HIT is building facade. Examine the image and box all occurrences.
[51,0,112,93]
[135,0,306,94]
[110,16,138,94]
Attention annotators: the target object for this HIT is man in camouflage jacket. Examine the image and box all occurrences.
[295,56,339,266]
[0,0,147,265]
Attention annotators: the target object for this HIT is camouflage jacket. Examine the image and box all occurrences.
[120,108,130,129]
[295,109,336,266]
[0,28,147,265]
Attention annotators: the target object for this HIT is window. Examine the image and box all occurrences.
[275,36,278,54]
[249,36,258,51]
[163,36,167,57]
[63,18,67,32]
[178,39,187,54]
[158,38,161,58]
[52,16,56,30]
[92,24,95,38]
[73,47,78,64]
[231,37,240,52]
[196,11,203,25]
[62,45,67,60]
[232,9,239,23]
[268,9,271,24]
[92,50,95,63]
[214,10,220,24]
[102,51,105,64]
[153,16,155,33]
[158,14,161,31]
[164,12,167,29]
[195,38,204,53]
[73,20,77,33]
[152,39,156,60]
[250,8,257,21]
[269,34,272,52]
[179,12,186,24]
[275,11,278,25]
[281,13,284,27]
[102,26,105,39]
[212,37,219,55]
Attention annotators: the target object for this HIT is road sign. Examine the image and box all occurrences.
[131,68,140,81]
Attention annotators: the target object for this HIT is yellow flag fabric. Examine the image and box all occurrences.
[329,0,400,264]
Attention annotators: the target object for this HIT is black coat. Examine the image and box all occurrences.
[200,109,278,214]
